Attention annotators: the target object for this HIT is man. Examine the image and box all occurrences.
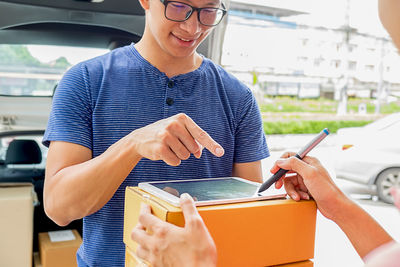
[42,0,269,266]
[131,0,400,266]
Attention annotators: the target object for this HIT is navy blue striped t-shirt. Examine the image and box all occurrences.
[43,44,269,267]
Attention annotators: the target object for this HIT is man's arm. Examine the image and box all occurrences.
[232,161,263,183]
[44,113,224,226]
[44,138,141,226]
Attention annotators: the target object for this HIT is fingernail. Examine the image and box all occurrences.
[291,194,297,200]
[215,147,224,157]
[180,193,191,200]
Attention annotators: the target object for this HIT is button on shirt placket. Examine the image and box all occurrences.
[164,79,177,116]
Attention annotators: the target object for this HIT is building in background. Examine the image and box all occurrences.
[223,0,400,103]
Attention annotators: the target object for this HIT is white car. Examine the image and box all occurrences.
[334,112,400,203]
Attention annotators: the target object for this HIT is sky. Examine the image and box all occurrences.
[234,0,388,37]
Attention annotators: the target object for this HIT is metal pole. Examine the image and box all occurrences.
[337,0,351,115]
[375,38,385,114]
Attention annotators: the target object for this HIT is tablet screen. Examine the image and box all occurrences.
[150,178,259,201]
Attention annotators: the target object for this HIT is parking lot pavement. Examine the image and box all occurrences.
[262,134,400,267]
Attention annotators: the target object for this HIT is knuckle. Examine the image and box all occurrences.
[188,217,203,229]
[155,225,169,238]
[309,168,318,177]
[151,244,160,255]
[165,121,179,132]
[198,130,208,140]
[158,130,171,142]
[138,213,146,223]
[288,157,296,165]
[136,245,145,256]
[159,145,170,156]
[147,241,159,255]
[176,113,187,120]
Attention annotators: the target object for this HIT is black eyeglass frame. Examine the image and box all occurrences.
[159,0,227,27]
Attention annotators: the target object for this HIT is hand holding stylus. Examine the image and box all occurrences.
[258,128,330,193]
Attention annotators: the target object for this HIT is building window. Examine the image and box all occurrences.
[331,60,341,68]
[365,65,375,71]
[348,61,357,70]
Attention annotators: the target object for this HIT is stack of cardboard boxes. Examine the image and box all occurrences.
[123,187,317,267]
[0,183,81,267]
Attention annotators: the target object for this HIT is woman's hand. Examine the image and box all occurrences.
[271,152,348,221]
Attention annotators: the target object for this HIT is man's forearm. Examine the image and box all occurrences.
[332,197,393,259]
[44,135,142,226]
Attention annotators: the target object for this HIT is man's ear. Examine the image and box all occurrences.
[138,0,150,10]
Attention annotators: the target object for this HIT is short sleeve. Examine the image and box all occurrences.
[42,63,93,150]
[234,90,269,163]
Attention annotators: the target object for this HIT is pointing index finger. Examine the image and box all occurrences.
[184,116,224,157]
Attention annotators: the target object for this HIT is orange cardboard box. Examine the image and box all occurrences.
[123,187,317,267]
[274,259,314,267]
[125,247,314,267]
[39,229,82,267]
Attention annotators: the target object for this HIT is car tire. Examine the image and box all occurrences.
[376,167,400,204]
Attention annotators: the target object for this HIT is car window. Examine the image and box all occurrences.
[0,44,109,97]
[0,135,47,168]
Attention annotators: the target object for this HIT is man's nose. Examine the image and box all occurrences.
[179,11,201,35]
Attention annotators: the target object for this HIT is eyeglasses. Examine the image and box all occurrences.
[160,0,227,27]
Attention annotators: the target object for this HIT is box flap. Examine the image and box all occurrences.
[0,183,33,201]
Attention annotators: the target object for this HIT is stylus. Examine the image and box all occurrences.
[258,128,330,194]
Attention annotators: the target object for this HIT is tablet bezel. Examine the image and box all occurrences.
[138,177,286,207]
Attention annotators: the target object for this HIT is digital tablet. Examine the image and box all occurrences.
[138,177,287,207]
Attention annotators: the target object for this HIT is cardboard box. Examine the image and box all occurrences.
[124,187,317,267]
[0,184,34,267]
[39,229,82,267]
[126,247,148,267]
[125,246,314,267]
[274,260,314,267]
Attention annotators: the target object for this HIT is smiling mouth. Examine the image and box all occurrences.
[178,37,191,42]
[173,33,196,42]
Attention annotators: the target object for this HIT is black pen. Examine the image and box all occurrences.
[258,128,330,194]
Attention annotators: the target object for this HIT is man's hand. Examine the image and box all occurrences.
[129,113,224,166]
[131,193,217,267]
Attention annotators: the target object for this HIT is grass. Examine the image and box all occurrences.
[263,120,372,135]
[260,96,400,114]
[259,96,398,134]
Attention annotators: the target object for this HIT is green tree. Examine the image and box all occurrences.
[53,56,71,68]
[0,45,42,66]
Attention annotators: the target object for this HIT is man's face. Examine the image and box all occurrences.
[146,0,222,59]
